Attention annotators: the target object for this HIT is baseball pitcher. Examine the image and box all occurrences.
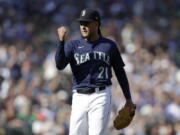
[55,8,136,135]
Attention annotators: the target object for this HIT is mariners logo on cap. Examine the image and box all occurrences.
[82,10,86,16]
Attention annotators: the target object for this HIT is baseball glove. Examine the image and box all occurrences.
[113,101,136,130]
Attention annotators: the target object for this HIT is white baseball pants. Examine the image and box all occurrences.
[69,86,112,135]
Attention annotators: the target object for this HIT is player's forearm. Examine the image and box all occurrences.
[115,67,132,100]
[55,41,69,70]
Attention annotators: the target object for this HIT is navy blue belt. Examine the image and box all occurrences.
[76,86,106,94]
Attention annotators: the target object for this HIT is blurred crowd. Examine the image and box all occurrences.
[0,0,180,135]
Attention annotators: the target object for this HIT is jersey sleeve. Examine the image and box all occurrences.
[111,44,125,68]
[55,40,73,70]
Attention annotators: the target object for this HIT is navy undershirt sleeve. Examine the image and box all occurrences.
[115,67,132,100]
[55,40,72,70]
[111,44,132,100]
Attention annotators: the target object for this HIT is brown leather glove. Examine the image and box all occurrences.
[113,101,136,130]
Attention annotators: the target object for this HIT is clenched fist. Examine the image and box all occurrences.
[57,26,67,41]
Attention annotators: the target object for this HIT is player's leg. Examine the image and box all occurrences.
[69,92,88,135]
[88,87,112,135]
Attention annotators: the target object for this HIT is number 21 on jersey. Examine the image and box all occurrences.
[98,66,108,79]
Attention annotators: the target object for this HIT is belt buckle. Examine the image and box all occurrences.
[73,90,77,93]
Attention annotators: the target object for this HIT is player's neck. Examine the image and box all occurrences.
[85,33,100,42]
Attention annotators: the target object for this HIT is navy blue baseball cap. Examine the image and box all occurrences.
[77,9,101,24]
